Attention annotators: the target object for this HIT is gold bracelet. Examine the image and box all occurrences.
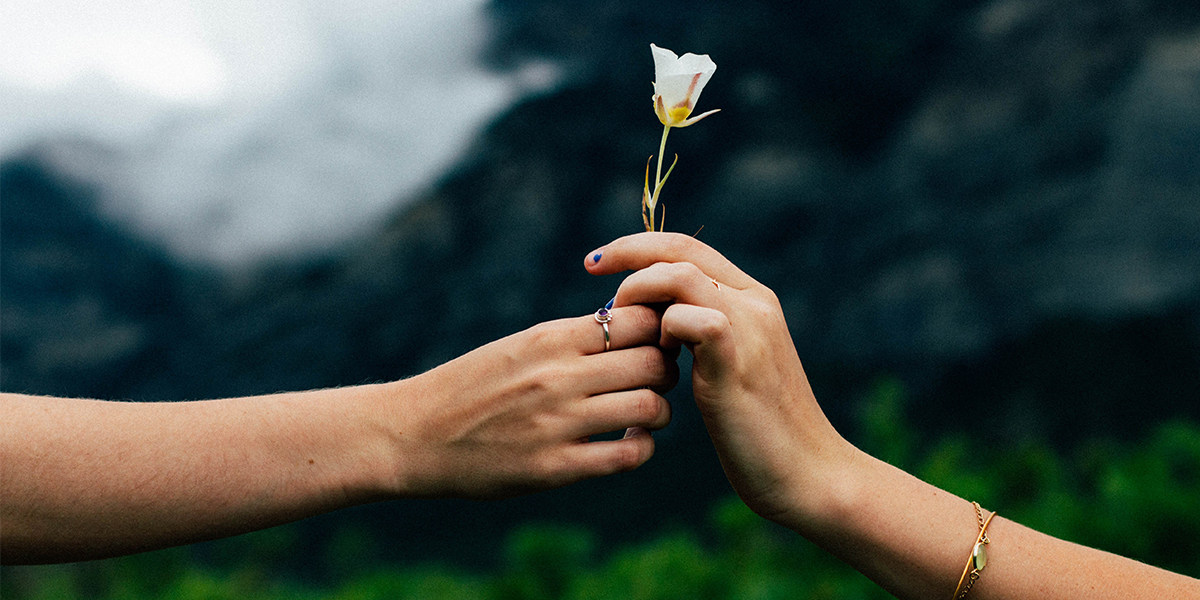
[952,501,995,599]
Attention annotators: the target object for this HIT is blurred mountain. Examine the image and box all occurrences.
[1,148,193,401]
[4,0,1200,571]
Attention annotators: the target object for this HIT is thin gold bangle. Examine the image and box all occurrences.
[952,501,996,599]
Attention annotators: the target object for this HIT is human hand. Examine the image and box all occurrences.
[585,233,856,527]
[390,305,678,500]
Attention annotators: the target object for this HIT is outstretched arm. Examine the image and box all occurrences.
[1,305,676,564]
[586,232,1199,600]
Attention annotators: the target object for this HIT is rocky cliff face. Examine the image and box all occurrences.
[336,0,1200,437]
[4,0,1199,568]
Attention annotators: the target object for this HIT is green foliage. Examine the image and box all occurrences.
[858,375,917,469]
[330,568,487,600]
[4,381,1198,599]
[497,524,594,600]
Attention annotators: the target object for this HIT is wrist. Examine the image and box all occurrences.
[773,432,870,535]
[355,378,428,500]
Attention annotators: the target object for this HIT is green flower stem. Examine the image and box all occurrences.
[654,124,671,195]
[651,124,672,231]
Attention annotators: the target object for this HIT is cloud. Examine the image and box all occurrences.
[1,0,555,264]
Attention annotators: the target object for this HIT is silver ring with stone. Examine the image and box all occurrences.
[594,307,612,351]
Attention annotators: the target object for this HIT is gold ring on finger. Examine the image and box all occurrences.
[594,307,612,351]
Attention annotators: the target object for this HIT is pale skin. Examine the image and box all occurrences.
[0,305,677,565]
[586,232,1200,600]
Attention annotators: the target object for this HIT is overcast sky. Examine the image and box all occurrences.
[0,0,556,264]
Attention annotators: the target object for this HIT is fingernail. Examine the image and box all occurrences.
[605,296,615,310]
[624,427,650,439]
[591,251,603,264]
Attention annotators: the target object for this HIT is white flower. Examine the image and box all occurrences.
[641,44,719,231]
[651,43,720,128]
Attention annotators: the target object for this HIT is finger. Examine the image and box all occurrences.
[661,303,744,401]
[584,232,757,290]
[649,348,681,394]
[570,303,663,356]
[614,261,725,314]
[661,302,733,352]
[568,388,672,438]
[561,429,657,479]
[578,345,677,396]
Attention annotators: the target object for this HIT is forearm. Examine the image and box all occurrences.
[791,448,1200,600]
[1,307,675,565]
[589,233,1200,598]
[1,387,400,564]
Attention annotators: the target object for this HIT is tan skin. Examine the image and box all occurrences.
[1,305,677,565]
[586,232,1200,600]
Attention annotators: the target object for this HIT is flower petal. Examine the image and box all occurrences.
[649,44,717,122]
[654,73,700,110]
[673,108,721,128]
[654,94,669,126]
[650,44,680,78]
[673,52,717,78]
[651,44,716,78]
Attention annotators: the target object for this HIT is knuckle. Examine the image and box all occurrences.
[630,304,662,332]
[636,346,669,377]
[530,451,569,483]
[612,440,649,472]
[666,260,703,281]
[614,305,660,344]
[527,410,559,436]
[524,320,561,349]
[523,364,565,398]
[647,260,685,280]
[760,287,783,310]
[695,312,732,340]
[631,390,663,423]
[747,293,782,322]
[644,391,673,427]
[664,232,702,257]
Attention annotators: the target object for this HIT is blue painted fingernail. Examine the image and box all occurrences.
[605,296,615,310]
[592,252,603,263]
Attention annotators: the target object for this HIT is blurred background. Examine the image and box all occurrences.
[3,0,1199,597]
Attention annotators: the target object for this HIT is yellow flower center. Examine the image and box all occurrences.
[667,105,692,124]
